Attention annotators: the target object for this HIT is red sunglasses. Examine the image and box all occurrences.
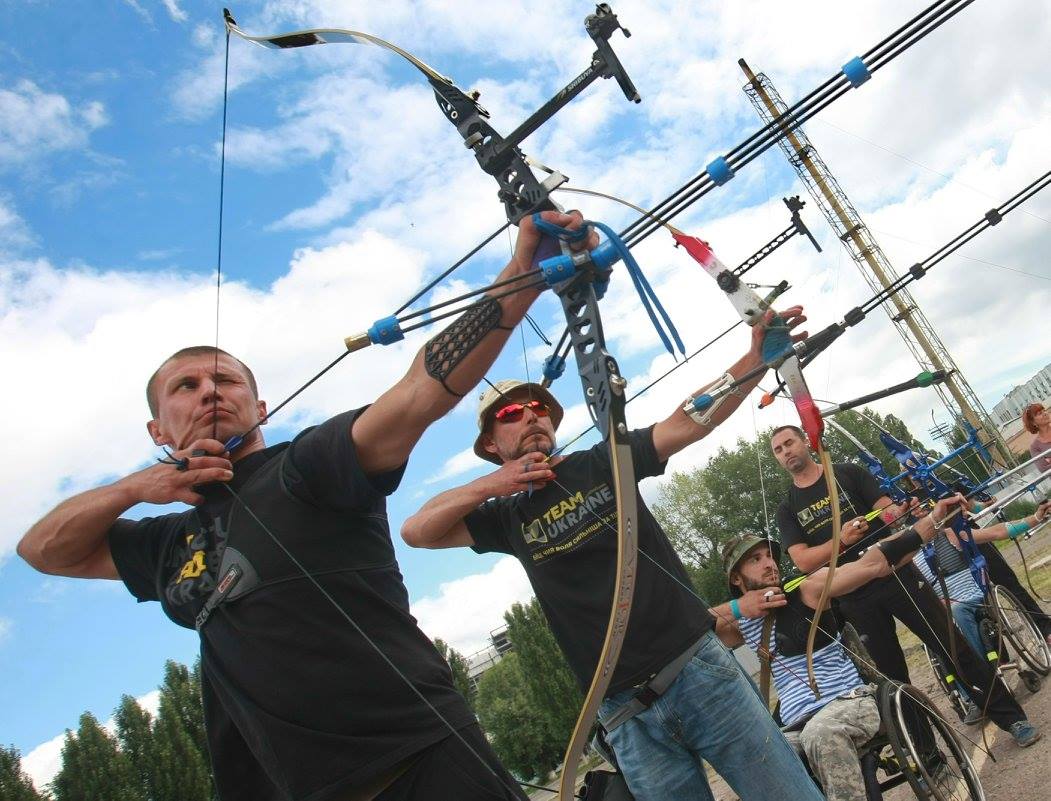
[493,399,550,424]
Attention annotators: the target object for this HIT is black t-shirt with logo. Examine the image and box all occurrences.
[108,410,475,801]
[776,462,893,598]
[464,426,714,695]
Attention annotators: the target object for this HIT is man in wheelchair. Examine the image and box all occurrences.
[712,494,1037,801]
[911,497,1051,718]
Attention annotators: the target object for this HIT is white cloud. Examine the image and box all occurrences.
[0,195,33,252]
[0,616,11,642]
[0,80,108,167]
[411,556,534,654]
[21,733,63,793]
[161,0,188,23]
[0,231,433,557]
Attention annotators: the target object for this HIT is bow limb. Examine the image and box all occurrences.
[550,260,638,801]
[223,9,452,83]
[805,443,840,697]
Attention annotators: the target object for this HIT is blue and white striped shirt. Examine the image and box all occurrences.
[739,614,863,727]
[911,552,982,603]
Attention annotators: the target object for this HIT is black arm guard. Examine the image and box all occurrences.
[877,527,924,565]
[424,296,509,396]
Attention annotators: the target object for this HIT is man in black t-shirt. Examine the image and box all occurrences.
[17,211,599,801]
[771,425,1039,747]
[402,308,828,801]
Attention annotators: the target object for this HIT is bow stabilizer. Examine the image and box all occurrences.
[673,230,833,693]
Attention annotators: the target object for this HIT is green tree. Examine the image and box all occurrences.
[503,600,581,740]
[51,712,142,801]
[475,653,562,783]
[153,662,213,801]
[0,744,47,801]
[434,638,476,711]
[114,695,161,801]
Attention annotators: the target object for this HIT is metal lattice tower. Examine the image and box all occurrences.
[739,59,1014,467]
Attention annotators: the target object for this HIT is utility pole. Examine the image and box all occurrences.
[738,58,1014,467]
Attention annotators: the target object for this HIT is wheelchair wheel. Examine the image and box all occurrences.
[991,585,1051,676]
[880,682,984,801]
[922,644,970,722]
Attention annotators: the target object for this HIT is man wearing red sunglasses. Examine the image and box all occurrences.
[402,306,822,801]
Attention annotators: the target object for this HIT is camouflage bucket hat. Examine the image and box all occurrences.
[722,533,781,598]
[472,379,564,465]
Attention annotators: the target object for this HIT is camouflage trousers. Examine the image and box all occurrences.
[782,685,881,801]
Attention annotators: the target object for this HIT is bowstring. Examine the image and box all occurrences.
[212,22,233,442]
[203,33,526,801]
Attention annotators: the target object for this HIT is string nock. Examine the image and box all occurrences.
[367,315,405,346]
[759,392,775,409]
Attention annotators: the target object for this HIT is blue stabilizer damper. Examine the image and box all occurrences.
[707,156,735,186]
[691,394,714,412]
[542,353,566,383]
[842,56,871,88]
[368,315,404,345]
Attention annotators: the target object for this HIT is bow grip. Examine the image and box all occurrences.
[760,315,792,365]
[539,239,618,286]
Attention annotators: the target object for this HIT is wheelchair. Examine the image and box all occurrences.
[924,584,1050,721]
[801,625,985,801]
[577,627,985,801]
[849,680,985,801]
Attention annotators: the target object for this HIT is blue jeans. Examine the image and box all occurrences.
[599,630,825,801]
[951,599,985,662]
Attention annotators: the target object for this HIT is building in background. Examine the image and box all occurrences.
[991,362,1051,457]
[466,626,511,692]
[993,361,1051,426]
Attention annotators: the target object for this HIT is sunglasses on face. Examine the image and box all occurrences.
[493,399,550,424]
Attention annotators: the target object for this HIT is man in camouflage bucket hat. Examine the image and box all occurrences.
[712,501,962,801]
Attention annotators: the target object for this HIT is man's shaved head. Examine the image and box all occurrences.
[146,346,257,417]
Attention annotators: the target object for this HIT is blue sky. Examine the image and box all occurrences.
[2,0,1049,789]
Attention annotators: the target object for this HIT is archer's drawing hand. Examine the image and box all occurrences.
[481,452,555,497]
[121,439,232,506]
[737,587,787,618]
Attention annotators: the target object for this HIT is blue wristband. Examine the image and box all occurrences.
[972,503,984,513]
[730,598,743,620]
[1007,520,1031,540]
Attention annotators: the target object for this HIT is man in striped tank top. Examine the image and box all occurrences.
[712,495,1003,801]
[911,499,1050,681]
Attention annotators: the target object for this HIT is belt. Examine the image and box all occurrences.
[601,635,706,732]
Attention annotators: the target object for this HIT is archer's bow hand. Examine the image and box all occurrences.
[511,209,599,275]
[914,493,968,540]
[749,305,807,363]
